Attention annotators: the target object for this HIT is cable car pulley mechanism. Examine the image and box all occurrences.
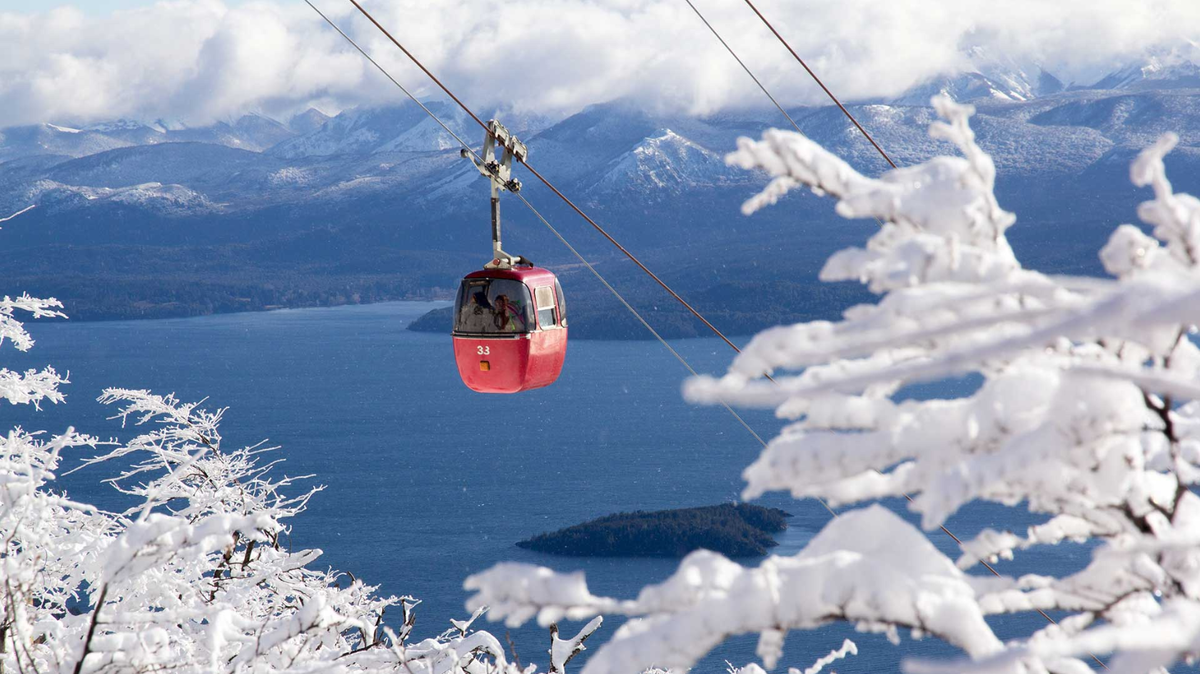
[461,120,528,269]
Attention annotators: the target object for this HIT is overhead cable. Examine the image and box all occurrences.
[342,0,755,363]
[304,0,831,515]
[689,2,1107,666]
[740,0,898,169]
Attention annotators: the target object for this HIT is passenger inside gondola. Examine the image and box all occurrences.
[493,294,527,332]
[454,278,533,334]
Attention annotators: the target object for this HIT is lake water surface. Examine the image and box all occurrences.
[5,302,1096,673]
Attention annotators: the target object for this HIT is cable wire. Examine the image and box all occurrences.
[682,0,803,135]
[316,3,1099,664]
[305,0,836,519]
[740,0,897,170]
[693,2,1107,666]
[306,2,478,158]
[683,0,887,231]
[343,0,757,367]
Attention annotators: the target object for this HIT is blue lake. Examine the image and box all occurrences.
[5,301,1096,673]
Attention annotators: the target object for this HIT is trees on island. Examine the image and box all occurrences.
[6,93,1200,674]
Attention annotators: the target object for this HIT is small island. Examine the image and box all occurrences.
[517,503,791,558]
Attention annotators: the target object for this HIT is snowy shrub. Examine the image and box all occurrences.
[464,95,1200,674]
[0,292,600,673]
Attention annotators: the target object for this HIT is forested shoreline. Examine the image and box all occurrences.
[517,504,791,557]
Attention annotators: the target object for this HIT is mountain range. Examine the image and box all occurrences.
[3,51,1199,337]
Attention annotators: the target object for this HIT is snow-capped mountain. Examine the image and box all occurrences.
[589,129,744,197]
[269,102,552,159]
[44,142,272,192]
[1024,90,1200,148]
[1092,43,1200,91]
[27,179,215,216]
[1,64,1198,255]
[0,114,299,163]
[83,120,172,146]
[164,114,295,151]
[268,104,444,158]
[288,108,333,135]
[0,123,132,162]
[893,47,1061,106]
[0,65,1198,324]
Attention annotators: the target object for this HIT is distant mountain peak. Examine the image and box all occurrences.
[1037,69,1065,96]
[27,178,215,216]
[84,119,161,134]
[269,101,550,159]
[153,117,188,132]
[893,47,1049,106]
[589,127,736,195]
[1092,43,1200,91]
[289,108,332,135]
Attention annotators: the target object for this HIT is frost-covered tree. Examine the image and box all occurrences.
[464,96,1200,674]
[0,286,601,673]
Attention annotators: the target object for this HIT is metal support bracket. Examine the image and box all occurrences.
[460,119,529,269]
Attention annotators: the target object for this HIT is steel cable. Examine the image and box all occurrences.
[740,0,897,169]
[304,1,836,519]
[343,0,757,366]
[314,1,1100,666]
[691,1,1107,666]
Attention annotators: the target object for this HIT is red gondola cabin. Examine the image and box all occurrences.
[452,264,567,393]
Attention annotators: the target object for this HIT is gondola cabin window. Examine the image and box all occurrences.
[454,278,533,334]
[535,286,558,328]
[554,280,567,326]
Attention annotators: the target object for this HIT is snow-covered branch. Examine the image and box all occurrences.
[549,617,603,674]
[10,91,1200,674]
[467,506,1004,674]
[467,94,1200,674]
[2,376,582,674]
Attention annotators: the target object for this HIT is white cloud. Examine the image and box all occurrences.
[0,0,1197,127]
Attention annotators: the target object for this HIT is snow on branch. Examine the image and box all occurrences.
[467,506,1003,674]
[3,376,600,674]
[550,617,603,674]
[727,639,858,674]
[793,639,857,674]
[0,292,65,351]
[681,105,1200,535]
[0,293,68,408]
[676,94,1200,674]
[906,599,1200,674]
[3,383,548,674]
[726,95,1018,294]
[0,365,68,408]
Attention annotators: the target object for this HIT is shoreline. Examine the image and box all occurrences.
[30,297,766,341]
[28,297,452,325]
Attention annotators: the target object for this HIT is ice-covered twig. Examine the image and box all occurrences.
[791,639,857,674]
[726,95,1018,294]
[904,599,1200,674]
[451,605,488,637]
[467,506,1002,674]
[549,617,603,674]
[0,293,65,352]
[688,98,1200,674]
